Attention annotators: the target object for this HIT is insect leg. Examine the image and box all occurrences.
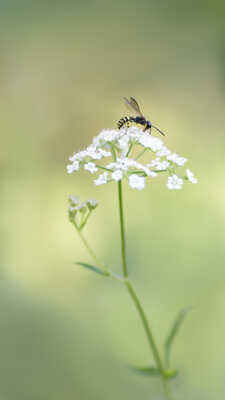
[143,123,148,131]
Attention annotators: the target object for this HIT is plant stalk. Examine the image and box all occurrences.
[78,229,105,270]
[117,181,128,277]
[117,181,173,400]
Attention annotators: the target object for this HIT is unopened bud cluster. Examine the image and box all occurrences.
[68,196,98,230]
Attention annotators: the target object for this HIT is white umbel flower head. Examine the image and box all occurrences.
[67,126,197,191]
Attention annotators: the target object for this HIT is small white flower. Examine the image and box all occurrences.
[94,172,108,186]
[87,198,98,206]
[146,170,157,177]
[69,205,76,213]
[69,195,80,205]
[138,134,151,148]
[86,145,101,160]
[100,129,120,143]
[75,202,87,212]
[167,174,183,190]
[148,158,170,171]
[167,153,187,166]
[156,146,171,157]
[111,170,123,181]
[114,157,130,171]
[118,135,130,149]
[71,150,87,162]
[129,174,145,190]
[98,148,111,157]
[133,161,155,177]
[86,198,98,209]
[118,135,130,157]
[84,162,98,174]
[67,164,74,174]
[186,169,198,184]
[106,161,116,170]
[69,153,77,162]
[138,134,163,152]
[67,161,80,174]
[125,125,142,136]
[160,160,170,170]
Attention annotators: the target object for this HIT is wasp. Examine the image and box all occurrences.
[117,97,165,136]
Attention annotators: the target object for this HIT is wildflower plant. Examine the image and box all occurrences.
[66,125,197,399]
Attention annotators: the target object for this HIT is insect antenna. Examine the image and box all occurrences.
[151,124,165,136]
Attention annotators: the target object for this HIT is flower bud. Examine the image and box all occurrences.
[86,199,98,211]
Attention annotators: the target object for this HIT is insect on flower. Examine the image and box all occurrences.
[117,97,165,136]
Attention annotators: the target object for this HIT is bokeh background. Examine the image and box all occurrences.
[1,1,225,399]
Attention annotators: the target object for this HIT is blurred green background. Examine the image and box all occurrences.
[1,0,225,399]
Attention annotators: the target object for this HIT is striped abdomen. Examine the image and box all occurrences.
[117,116,133,129]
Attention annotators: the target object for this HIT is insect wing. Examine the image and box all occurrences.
[123,97,144,117]
[130,97,144,116]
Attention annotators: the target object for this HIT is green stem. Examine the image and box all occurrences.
[117,181,173,400]
[117,181,128,277]
[126,143,133,157]
[95,165,113,172]
[135,147,147,160]
[110,143,117,161]
[77,229,105,271]
[79,210,91,230]
[125,279,172,399]
[125,279,165,372]
[76,228,125,282]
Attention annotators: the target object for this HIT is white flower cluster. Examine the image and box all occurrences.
[68,195,98,230]
[67,126,197,191]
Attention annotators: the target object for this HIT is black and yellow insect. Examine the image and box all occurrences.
[117,97,165,136]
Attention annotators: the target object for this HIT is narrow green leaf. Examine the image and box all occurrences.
[75,262,109,276]
[164,306,192,367]
[130,365,160,377]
